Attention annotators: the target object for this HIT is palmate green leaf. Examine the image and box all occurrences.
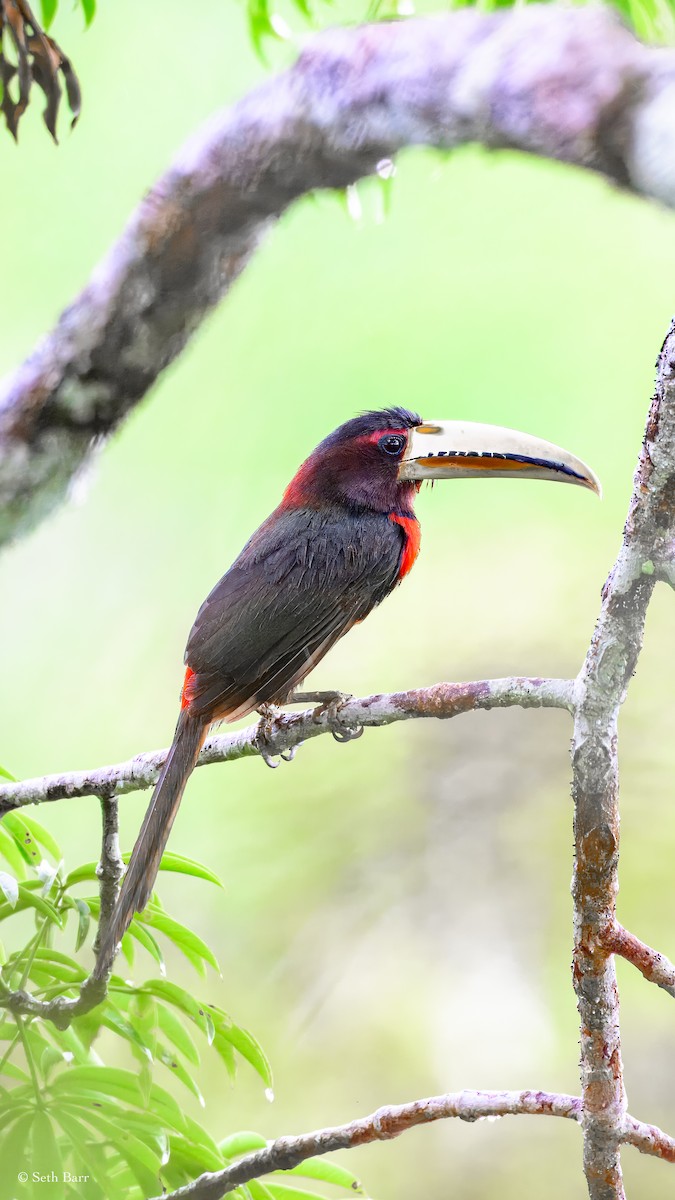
[32,1110,65,1197]
[157,1001,200,1065]
[59,1101,164,1176]
[0,825,27,877]
[49,1066,188,1134]
[54,1109,130,1200]
[0,1058,30,1081]
[0,1110,37,1200]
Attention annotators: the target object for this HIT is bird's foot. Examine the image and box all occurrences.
[289,689,364,744]
[255,704,301,768]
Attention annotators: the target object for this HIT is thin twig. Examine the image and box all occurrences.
[571,318,675,1199]
[0,677,574,812]
[2,8,675,547]
[1,791,123,1026]
[602,923,675,1001]
[152,1090,583,1200]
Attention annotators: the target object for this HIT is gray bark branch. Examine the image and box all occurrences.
[0,677,573,811]
[2,7,675,546]
[151,1089,675,1200]
[570,318,675,1198]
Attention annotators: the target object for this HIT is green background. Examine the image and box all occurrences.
[2,2,675,1195]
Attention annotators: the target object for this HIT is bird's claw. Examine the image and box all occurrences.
[310,692,364,744]
[255,706,302,767]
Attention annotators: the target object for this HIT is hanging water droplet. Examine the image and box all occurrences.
[270,12,292,38]
[376,158,396,180]
[346,185,363,223]
[265,1087,275,1103]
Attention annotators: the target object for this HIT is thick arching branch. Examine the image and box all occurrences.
[149,1089,675,1200]
[2,7,675,546]
[0,676,573,812]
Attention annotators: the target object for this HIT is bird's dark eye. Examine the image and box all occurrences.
[378,434,406,457]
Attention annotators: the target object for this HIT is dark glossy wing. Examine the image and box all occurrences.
[184,505,404,721]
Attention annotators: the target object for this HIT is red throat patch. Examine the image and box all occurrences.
[390,513,421,580]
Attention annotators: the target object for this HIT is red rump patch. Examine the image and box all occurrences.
[390,513,421,580]
[181,666,195,710]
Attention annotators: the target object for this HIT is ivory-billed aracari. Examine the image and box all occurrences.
[100,407,599,967]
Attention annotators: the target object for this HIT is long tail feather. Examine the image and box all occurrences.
[95,709,206,977]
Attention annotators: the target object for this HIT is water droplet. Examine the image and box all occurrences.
[346,186,362,223]
[376,158,396,180]
[265,1087,275,1103]
[270,12,291,38]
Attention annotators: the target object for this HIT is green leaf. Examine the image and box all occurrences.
[179,1114,225,1163]
[156,1003,200,1066]
[139,980,214,1040]
[80,0,96,26]
[0,1110,37,1200]
[0,872,18,908]
[248,1183,276,1200]
[32,1110,64,1197]
[40,0,58,29]
[2,813,42,866]
[54,1109,128,1200]
[59,1102,163,1176]
[212,1027,237,1081]
[0,884,62,927]
[72,898,90,952]
[16,813,62,863]
[282,1157,365,1192]
[0,826,27,877]
[156,1042,204,1103]
[50,1067,187,1134]
[219,1131,267,1157]
[153,852,223,887]
[0,1059,30,1082]
[0,763,15,782]
[125,920,164,970]
[217,1020,273,1089]
[264,1185,346,1200]
[137,907,219,972]
[165,1133,224,1175]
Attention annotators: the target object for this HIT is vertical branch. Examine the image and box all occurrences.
[92,790,124,959]
[572,318,675,1198]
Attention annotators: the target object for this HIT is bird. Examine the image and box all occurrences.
[96,406,599,972]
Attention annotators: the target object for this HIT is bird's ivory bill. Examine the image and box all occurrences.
[399,420,601,496]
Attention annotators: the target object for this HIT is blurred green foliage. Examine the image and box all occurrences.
[1,1,675,1199]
